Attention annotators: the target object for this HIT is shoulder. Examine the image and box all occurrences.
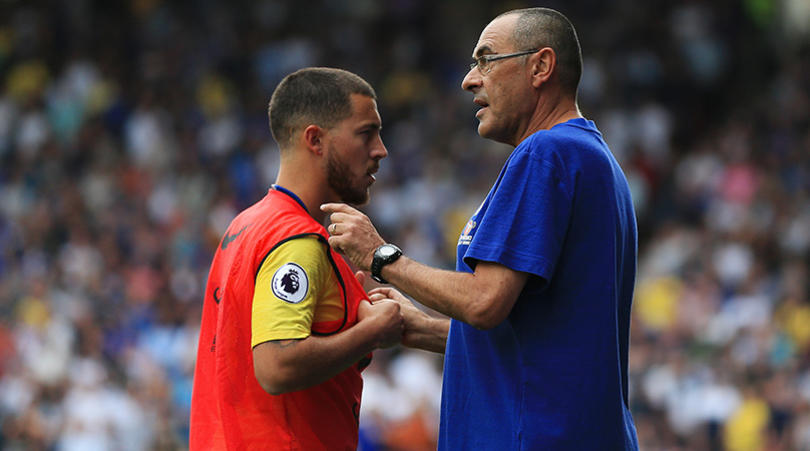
[509,130,569,174]
[250,198,325,242]
[258,236,330,276]
[521,119,596,153]
[517,119,609,170]
[256,236,331,298]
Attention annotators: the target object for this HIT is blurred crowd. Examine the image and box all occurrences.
[0,0,808,450]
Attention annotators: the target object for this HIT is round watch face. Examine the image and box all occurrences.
[380,246,397,257]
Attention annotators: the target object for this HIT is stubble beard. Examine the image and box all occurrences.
[326,148,369,206]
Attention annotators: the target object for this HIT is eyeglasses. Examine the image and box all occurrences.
[469,49,540,74]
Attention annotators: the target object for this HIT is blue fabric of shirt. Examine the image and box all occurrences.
[439,118,639,450]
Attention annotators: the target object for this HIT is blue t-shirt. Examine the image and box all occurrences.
[439,118,639,450]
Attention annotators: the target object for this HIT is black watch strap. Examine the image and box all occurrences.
[371,244,402,284]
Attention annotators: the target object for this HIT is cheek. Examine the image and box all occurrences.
[492,89,524,124]
[492,85,512,109]
[484,87,504,114]
[346,147,368,172]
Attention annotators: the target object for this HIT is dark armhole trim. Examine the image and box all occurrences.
[254,233,348,337]
[313,236,348,335]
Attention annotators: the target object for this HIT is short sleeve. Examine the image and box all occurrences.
[251,236,331,347]
[463,146,573,282]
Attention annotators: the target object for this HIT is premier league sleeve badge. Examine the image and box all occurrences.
[271,262,309,304]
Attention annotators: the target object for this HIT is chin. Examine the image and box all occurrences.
[342,189,369,206]
[477,122,497,140]
[477,122,514,145]
[477,121,487,136]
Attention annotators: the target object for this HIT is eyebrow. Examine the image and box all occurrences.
[473,45,494,58]
[358,122,381,131]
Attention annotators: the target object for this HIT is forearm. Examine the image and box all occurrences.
[404,315,449,353]
[253,320,379,395]
[381,256,491,328]
[320,203,525,329]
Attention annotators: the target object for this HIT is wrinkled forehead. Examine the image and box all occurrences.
[472,14,518,57]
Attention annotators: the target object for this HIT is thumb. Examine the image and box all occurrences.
[355,270,367,287]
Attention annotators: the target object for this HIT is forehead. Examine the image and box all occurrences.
[473,14,518,56]
[341,94,381,127]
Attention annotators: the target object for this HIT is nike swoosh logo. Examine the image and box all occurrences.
[221,225,248,250]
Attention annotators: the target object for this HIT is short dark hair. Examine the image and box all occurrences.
[498,8,583,96]
[268,67,376,149]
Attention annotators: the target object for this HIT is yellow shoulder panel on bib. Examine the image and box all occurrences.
[251,236,343,347]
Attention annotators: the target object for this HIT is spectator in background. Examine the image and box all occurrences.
[324,8,639,449]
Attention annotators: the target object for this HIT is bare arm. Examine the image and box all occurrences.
[322,203,529,330]
[253,300,402,395]
[382,258,526,329]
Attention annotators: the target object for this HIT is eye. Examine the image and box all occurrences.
[359,129,376,142]
[470,56,491,73]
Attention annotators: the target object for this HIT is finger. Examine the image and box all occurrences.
[328,211,356,226]
[368,293,387,302]
[368,287,393,297]
[355,270,367,286]
[370,287,405,301]
[371,298,397,307]
[329,223,338,235]
[320,203,357,214]
[327,236,345,253]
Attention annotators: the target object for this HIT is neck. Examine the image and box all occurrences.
[275,159,333,224]
[516,92,582,146]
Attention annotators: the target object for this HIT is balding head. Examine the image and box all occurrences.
[496,8,583,97]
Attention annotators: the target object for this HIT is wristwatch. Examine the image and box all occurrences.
[371,243,402,284]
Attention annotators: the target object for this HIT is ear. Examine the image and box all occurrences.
[530,47,555,88]
[303,124,325,156]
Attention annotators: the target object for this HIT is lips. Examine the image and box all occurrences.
[367,166,379,183]
[474,98,489,117]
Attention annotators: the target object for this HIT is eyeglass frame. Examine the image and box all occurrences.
[469,49,541,74]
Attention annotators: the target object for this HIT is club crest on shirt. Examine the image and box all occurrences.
[458,218,476,246]
[271,262,309,304]
[458,202,484,247]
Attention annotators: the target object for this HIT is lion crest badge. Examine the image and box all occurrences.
[271,262,309,304]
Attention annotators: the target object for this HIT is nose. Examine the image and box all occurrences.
[461,67,481,92]
[371,135,388,160]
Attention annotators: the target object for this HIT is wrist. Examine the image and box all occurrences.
[371,244,402,284]
[352,315,384,351]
